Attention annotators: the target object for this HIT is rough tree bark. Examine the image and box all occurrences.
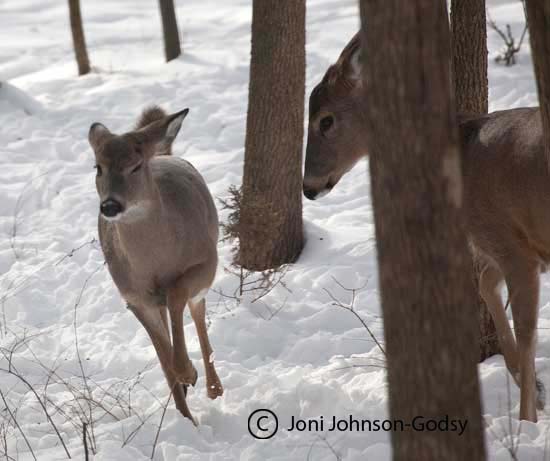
[525,1,550,164]
[158,0,182,62]
[451,0,488,114]
[451,0,500,361]
[238,0,305,270]
[360,0,485,459]
[68,0,90,76]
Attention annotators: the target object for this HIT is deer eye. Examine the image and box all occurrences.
[320,115,334,134]
[131,163,143,174]
[94,165,103,177]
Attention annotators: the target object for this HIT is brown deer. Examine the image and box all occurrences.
[88,106,223,424]
[304,32,547,422]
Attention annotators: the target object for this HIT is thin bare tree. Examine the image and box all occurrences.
[359,0,486,458]
[68,0,90,76]
[158,0,182,62]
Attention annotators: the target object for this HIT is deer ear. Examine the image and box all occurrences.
[137,108,189,156]
[88,123,111,150]
[165,108,189,143]
[337,32,362,83]
[343,46,362,81]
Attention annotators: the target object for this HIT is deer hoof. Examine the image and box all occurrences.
[207,379,224,400]
[175,363,198,387]
[536,378,546,410]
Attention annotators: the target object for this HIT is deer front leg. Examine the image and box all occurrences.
[189,297,224,400]
[127,304,194,423]
[167,284,197,386]
[506,262,540,422]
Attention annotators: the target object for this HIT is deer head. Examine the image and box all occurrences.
[303,33,368,200]
[88,109,188,221]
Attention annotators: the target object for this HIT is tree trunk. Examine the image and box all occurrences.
[68,0,90,76]
[158,0,182,62]
[359,0,485,459]
[238,0,305,271]
[525,1,550,165]
[451,0,488,114]
[451,0,500,361]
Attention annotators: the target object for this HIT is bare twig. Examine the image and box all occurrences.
[122,410,158,448]
[83,422,89,461]
[215,264,291,306]
[487,2,528,66]
[324,277,386,357]
[0,329,159,456]
[0,348,72,458]
[0,419,15,461]
[252,298,288,321]
[150,391,172,460]
[331,363,387,372]
[0,388,36,461]
[307,435,342,461]
[55,238,98,266]
[73,263,104,453]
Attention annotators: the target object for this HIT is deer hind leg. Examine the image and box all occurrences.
[479,263,520,386]
[127,304,194,422]
[189,297,224,400]
[504,260,540,422]
[167,283,198,387]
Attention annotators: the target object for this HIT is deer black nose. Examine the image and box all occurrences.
[100,199,123,218]
[303,187,317,200]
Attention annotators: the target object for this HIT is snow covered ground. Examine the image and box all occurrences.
[0,0,546,459]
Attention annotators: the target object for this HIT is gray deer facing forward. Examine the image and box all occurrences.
[304,33,547,422]
[88,106,223,424]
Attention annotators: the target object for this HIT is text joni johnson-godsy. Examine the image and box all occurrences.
[286,414,468,435]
